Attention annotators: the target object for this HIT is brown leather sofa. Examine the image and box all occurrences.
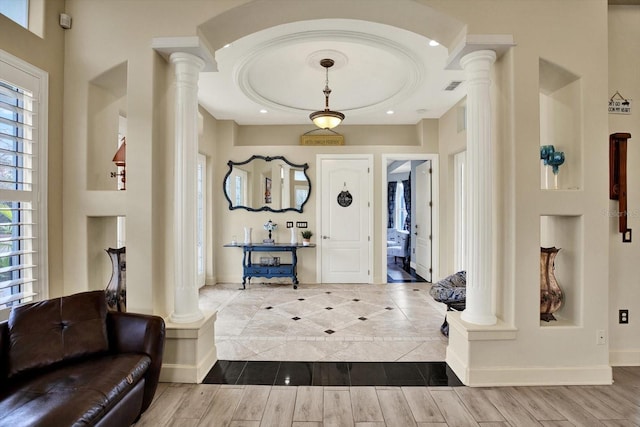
[0,291,165,426]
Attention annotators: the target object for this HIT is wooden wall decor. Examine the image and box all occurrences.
[610,132,632,242]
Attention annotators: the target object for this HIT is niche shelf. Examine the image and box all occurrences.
[87,61,128,191]
[539,215,583,327]
[539,58,582,191]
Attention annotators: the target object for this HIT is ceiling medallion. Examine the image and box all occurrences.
[309,58,345,129]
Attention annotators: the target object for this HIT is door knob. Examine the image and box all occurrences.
[322,235,330,239]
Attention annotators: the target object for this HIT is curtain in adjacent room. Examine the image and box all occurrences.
[403,176,411,231]
[387,181,396,229]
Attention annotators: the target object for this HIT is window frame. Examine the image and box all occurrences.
[0,49,48,311]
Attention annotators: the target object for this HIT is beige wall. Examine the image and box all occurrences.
[212,121,439,285]
[0,1,65,298]
[4,0,626,382]
[609,5,640,365]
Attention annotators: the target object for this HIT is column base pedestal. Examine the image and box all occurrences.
[446,312,611,386]
[160,310,217,383]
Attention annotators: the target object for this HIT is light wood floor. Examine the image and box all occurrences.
[136,366,640,426]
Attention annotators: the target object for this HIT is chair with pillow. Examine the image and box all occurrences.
[429,271,466,337]
[387,229,410,268]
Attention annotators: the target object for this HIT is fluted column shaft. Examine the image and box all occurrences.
[169,52,205,323]
[460,50,497,326]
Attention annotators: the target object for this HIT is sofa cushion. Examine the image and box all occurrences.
[8,291,109,377]
[0,353,150,427]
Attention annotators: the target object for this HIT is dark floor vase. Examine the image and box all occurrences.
[540,246,563,321]
[105,247,126,312]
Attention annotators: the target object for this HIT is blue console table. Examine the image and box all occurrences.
[224,243,316,289]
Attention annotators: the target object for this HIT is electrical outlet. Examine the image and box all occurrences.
[286,221,293,228]
[597,329,606,345]
[296,221,308,229]
[619,309,629,324]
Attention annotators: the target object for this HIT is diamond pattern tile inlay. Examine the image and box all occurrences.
[292,317,301,321]
[385,307,393,310]
[358,317,367,321]
[325,307,333,310]
[265,306,273,310]
[298,298,305,301]
[353,299,360,302]
[324,329,335,334]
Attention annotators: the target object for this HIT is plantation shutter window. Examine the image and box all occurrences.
[0,51,48,309]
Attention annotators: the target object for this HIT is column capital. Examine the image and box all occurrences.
[169,51,206,72]
[459,49,497,69]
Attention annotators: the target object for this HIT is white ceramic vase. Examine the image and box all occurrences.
[244,227,252,244]
[290,227,297,245]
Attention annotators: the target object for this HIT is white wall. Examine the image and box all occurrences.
[608,5,640,365]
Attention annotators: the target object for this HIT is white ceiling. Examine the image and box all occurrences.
[197,18,467,126]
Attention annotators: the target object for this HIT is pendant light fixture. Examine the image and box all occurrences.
[309,58,345,129]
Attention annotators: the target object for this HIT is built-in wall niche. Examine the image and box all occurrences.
[540,215,583,327]
[87,216,126,292]
[539,58,582,191]
[87,61,128,191]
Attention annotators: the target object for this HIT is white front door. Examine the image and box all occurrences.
[415,161,432,281]
[319,156,372,283]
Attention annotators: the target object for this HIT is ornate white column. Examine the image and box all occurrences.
[169,52,205,323]
[460,50,497,326]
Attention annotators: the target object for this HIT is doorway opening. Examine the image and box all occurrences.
[382,154,438,284]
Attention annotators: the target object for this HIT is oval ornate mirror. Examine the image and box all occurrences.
[223,155,311,213]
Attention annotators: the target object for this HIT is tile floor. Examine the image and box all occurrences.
[204,360,463,387]
[199,282,448,362]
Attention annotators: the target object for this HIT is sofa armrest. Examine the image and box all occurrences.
[107,311,165,414]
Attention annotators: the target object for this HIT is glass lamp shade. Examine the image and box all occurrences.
[310,110,345,130]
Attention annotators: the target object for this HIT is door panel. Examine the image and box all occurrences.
[415,161,432,281]
[320,159,370,283]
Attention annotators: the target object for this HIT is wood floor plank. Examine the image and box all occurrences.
[584,387,640,424]
[481,389,541,427]
[508,387,566,421]
[539,421,575,427]
[259,388,297,427]
[137,383,192,427]
[562,386,626,420]
[173,384,221,420]
[478,423,510,427]
[167,418,200,427]
[232,385,271,421]
[603,421,640,427]
[537,387,607,427]
[416,424,448,427]
[229,422,261,427]
[430,390,479,427]
[197,387,244,427]
[402,387,445,423]
[350,387,384,423]
[454,387,505,422]
[293,386,324,422]
[369,388,414,427]
[324,389,355,427]
[292,422,324,427]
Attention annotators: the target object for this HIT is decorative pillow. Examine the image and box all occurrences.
[429,271,467,304]
[8,291,109,377]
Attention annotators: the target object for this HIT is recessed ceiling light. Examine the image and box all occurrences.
[259,109,268,114]
[386,110,394,115]
[429,40,439,47]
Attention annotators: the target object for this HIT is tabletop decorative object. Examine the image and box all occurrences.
[540,145,565,189]
[540,246,563,321]
[263,219,277,244]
